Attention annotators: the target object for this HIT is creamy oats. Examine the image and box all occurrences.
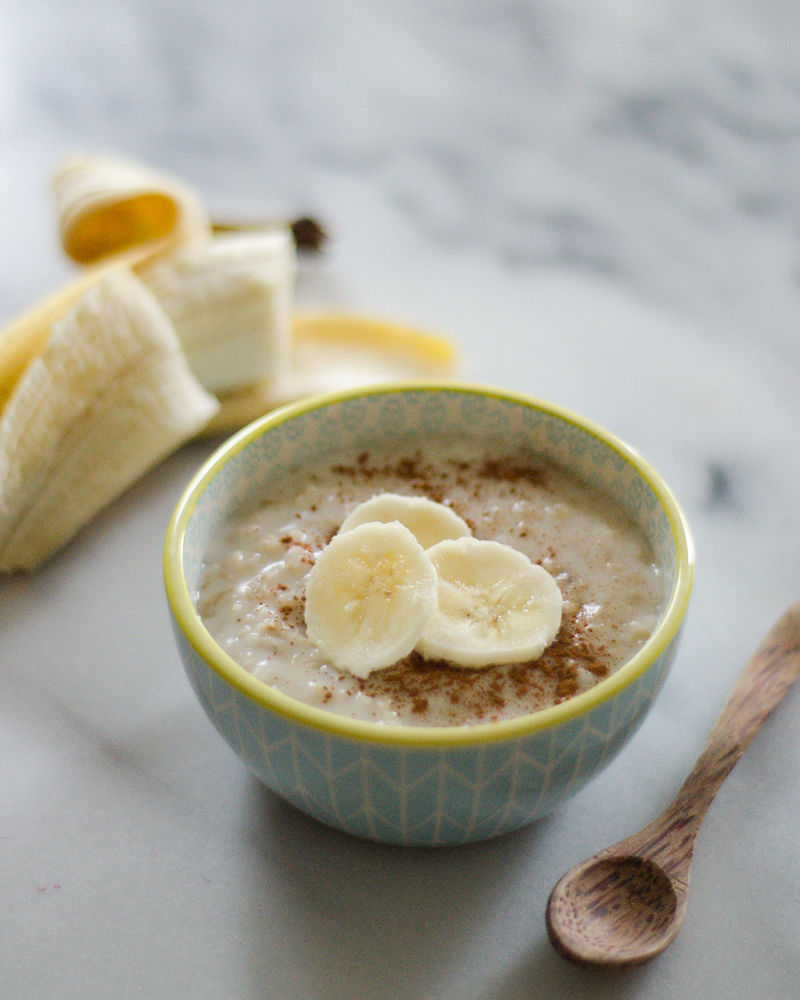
[198,440,665,726]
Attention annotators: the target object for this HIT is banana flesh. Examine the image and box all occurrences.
[138,228,295,394]
[0,271,218,572]
[418,537,563,667]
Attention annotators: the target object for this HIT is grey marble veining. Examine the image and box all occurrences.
[2,3,800,998]
[5,2,800,342]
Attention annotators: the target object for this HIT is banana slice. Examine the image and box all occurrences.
[416,537,562,668]
[339,493,471,550]
[304,520,438,678]
[0,270,218,572]
[138,228,296,394]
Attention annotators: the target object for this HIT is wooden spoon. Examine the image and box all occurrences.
[545,599,800,969]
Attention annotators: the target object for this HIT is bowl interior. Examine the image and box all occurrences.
[170,383,692,740]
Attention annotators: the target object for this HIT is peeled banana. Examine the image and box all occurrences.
[0,270,218,572]
[138,228,296,394]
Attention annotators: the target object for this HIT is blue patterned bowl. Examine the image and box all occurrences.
[164,383,693,846]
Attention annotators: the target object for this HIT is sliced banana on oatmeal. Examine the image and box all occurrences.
[304,520,438,678]
[416,537,562,668]
[338,492,471,550]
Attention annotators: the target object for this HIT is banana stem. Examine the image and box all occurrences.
[210,216,328,253]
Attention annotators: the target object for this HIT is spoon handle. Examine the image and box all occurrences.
[671,599,800,825]
[544,601,800,969]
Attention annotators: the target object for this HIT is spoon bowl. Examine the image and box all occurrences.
[547,851,685,968]
[546,599,800,969]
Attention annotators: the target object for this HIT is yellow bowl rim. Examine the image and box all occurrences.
[164,380,694,748]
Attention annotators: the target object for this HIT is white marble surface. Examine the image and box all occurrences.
[2,2,800,996]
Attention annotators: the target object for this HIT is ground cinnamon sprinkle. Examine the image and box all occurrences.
[479,458,546,487]
[357,606,608,723]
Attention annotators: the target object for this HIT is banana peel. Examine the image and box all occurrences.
[52,154,211,265]
[0,271,218,572]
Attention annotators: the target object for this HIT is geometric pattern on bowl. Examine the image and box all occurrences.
[173,619,681,845]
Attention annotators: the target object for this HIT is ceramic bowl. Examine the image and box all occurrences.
[164,383,693,847]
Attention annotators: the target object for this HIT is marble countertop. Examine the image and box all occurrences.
[2,2,800,997]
